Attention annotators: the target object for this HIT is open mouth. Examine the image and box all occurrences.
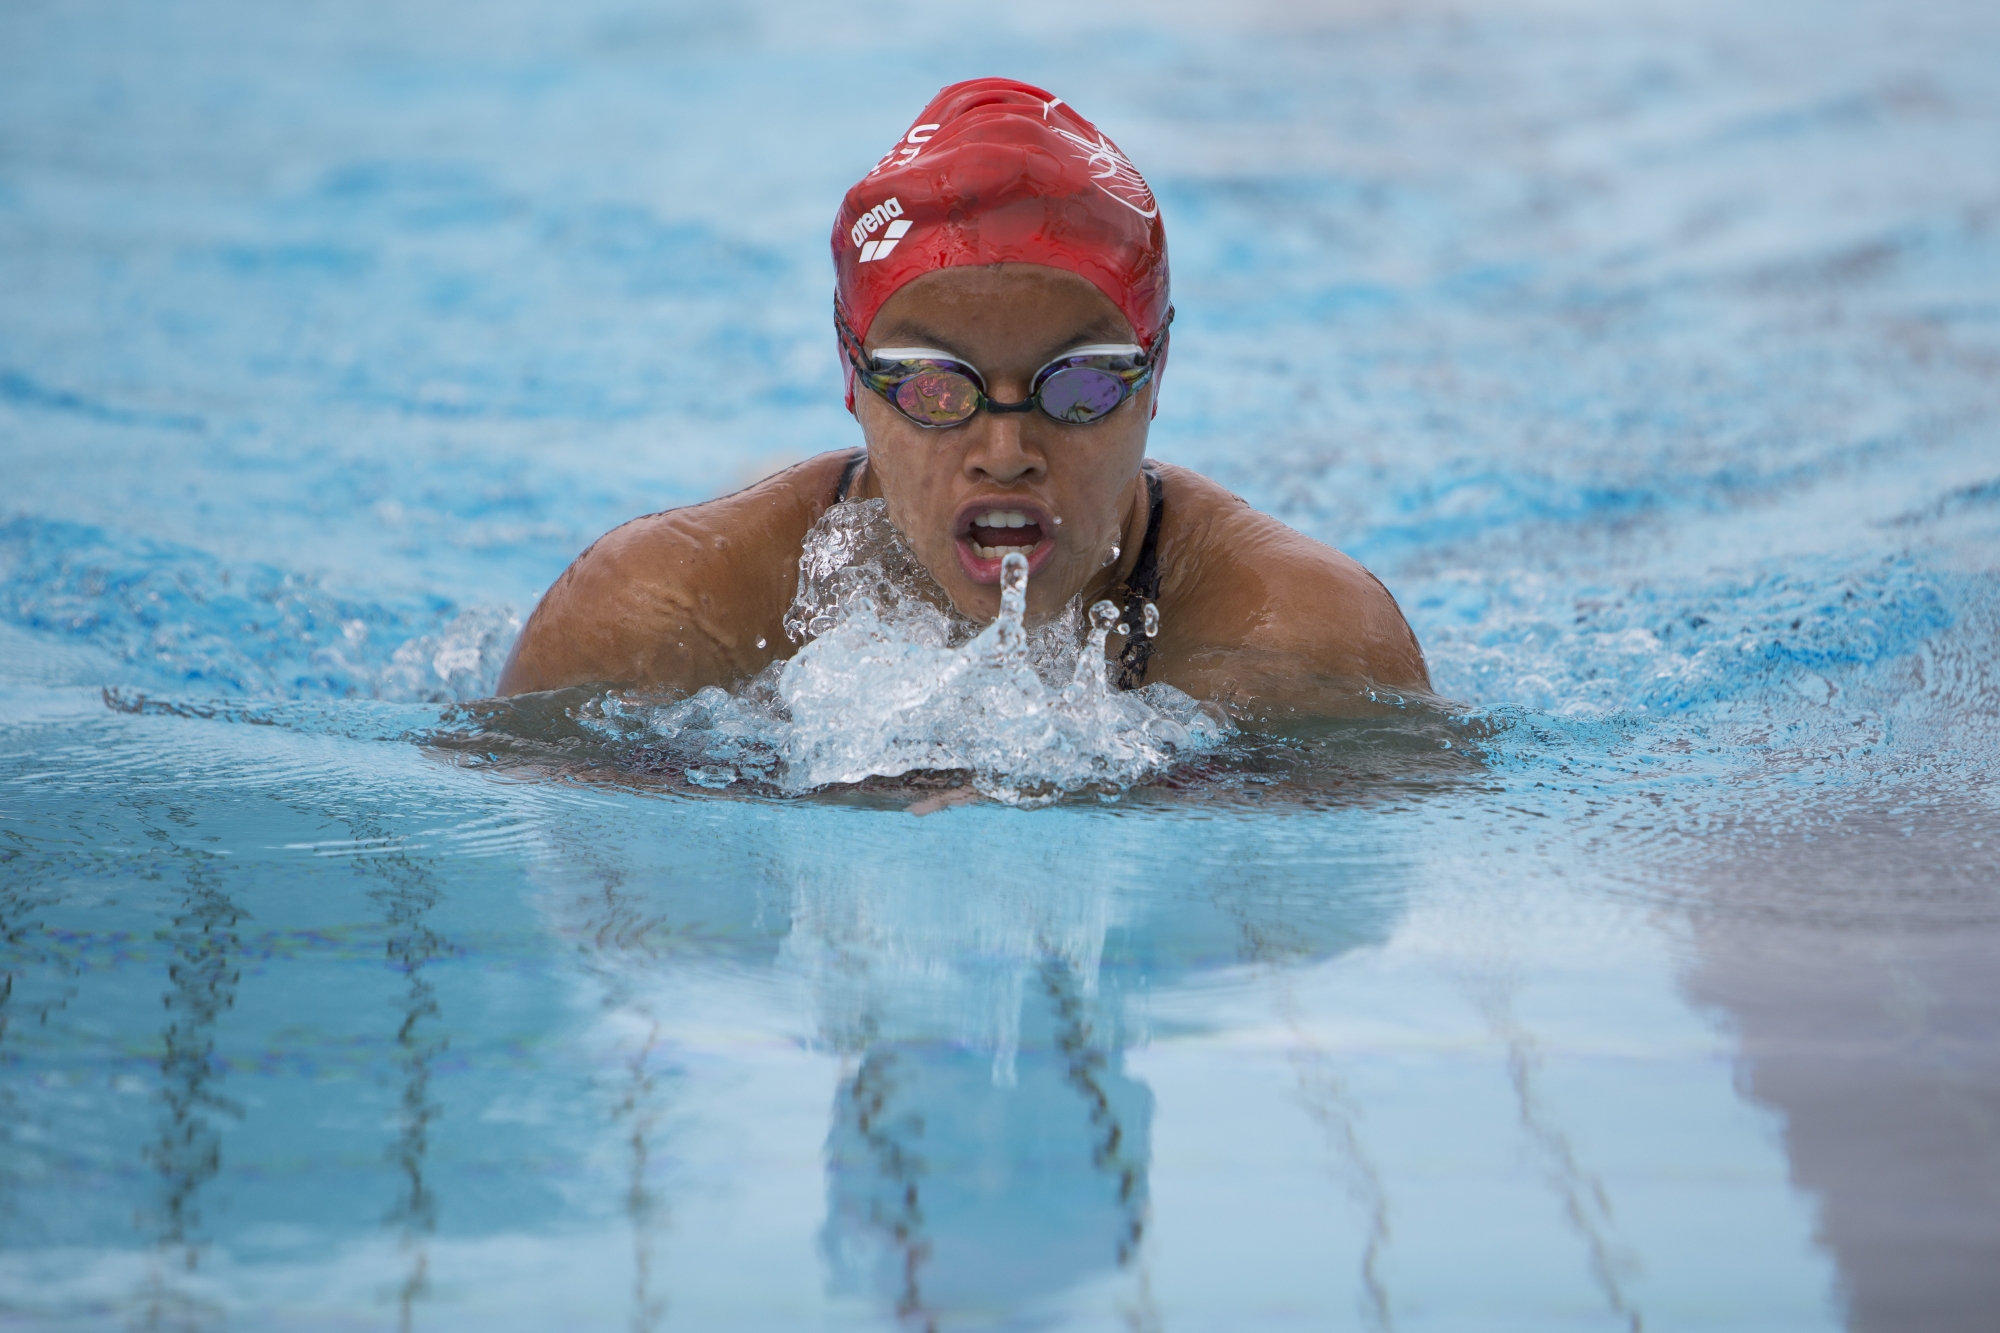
[954,502,1055,584]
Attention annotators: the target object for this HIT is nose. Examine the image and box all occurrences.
[960,403,1047,487]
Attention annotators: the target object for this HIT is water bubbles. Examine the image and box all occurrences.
[783,498,943,647]
[1142,601,1159,639]
[990,552,1029,665]
[999,551,1029,598]
[1078,601,1123,692]
[379,607,520,701]
[602,499,1227,806]
[1101,542,1121,568]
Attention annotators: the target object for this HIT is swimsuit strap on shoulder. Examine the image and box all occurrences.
[1112,464,1166,691]
[834,448,867,503]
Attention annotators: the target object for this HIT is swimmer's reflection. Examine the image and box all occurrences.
[820,958,1151,1323]
[772,815,1401,1326]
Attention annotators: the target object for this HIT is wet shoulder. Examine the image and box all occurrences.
[1148,462,1428,694]
[1148,463,1334,600]
[608,452,844,560]
[592,451,853,580]
[499,452,852,694]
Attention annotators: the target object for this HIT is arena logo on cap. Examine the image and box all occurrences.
[851,197,912,262]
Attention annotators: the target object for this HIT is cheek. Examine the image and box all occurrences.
[1062,500,1123,573]
[856,424,957,554]
[1054,438,1148,552]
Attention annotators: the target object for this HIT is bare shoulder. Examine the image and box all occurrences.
[497,451,856,695]
[1142,463,1429,714]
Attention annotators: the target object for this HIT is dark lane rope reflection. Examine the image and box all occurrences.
[0,827,85,1240]
[339,815,457,1333]
[836,1047,933,1329]
[1467,975,1640,1333]
[135,800,244,1333]
[1040,958,1150,1268]
[1235,895,1400,1329]
[570,868,682,1333]
[1274,984,1393,1333]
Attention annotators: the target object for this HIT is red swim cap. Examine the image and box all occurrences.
[832,78,1171,407]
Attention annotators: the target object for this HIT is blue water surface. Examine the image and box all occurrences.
[3,1,1998,1329]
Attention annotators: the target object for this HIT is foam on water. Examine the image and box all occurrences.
[581,498,1229,804]
[0,515,519,703]
[1421,549,1956,718]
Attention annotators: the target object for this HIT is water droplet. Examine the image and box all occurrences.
[1072,600,1124,695]
[1101,542,1121,569]
[1141,602,1159,639]
[756,637,767,650]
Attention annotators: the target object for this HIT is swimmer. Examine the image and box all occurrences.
[498,78,1428,717]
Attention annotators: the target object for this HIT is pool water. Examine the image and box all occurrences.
[3,1,1998,1329]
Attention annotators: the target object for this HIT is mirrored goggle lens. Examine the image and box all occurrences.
[1036,366,1129,424]
[892,368,981,426]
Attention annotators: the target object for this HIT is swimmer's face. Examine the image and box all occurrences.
[855,264,1154,624]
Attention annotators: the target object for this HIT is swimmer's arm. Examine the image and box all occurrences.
[1141,473,1430,718]
[495,455,847,697]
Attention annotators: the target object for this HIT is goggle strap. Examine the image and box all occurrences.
[834,300,871,366]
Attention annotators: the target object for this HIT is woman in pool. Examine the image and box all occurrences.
[498,78,1427,717]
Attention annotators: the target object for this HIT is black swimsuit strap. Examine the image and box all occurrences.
[1112,465,1166,691]
[834,448,866,503]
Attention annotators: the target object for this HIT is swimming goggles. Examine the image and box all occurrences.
[837,304,1172,429]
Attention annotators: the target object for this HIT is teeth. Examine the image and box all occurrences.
[971,541,1039,560]
[965,508,1041,562]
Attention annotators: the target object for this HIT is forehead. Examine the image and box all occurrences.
[868,264,1134,362]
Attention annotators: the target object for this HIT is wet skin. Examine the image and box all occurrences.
[498,264,1430,718]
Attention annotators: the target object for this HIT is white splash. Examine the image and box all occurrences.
[597,498,1228,805]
